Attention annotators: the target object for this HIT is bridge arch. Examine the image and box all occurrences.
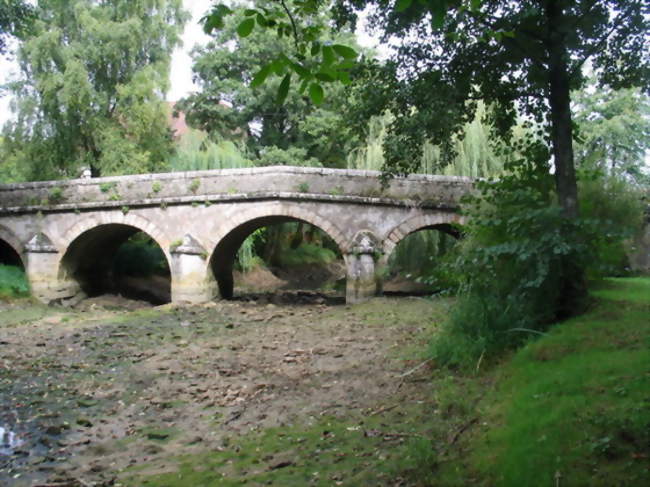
[58,214,171,303]
[383,212,465,257]
[0,224,25,267]
[61,213,170,256]
[207,202,349,299]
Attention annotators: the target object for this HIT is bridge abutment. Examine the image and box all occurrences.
[345,253,379,303]
[25,233,75,303]
[345,231,382,304]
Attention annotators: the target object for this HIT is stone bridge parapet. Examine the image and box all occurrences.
[0,166,472,213]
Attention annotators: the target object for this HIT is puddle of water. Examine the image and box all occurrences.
[0,425,23,455]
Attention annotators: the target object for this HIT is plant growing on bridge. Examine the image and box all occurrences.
[189,179,201,194]
[99,182,117,193]
[47,187,64,204]
[169,239,182,252]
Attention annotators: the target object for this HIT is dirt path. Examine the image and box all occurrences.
[0,294,449,486]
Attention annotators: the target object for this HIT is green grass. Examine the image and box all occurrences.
[122,411,435,486]
[441,276,650,486]
[0,264,29,297]
[591,276,650,304]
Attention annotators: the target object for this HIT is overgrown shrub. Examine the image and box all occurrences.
[430,157,644,369]
[0,264,29,297]
[578,169,645,277]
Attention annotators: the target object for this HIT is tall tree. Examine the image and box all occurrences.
[182,3,360,168]
[573,82,650,185]
[2,0,188,180]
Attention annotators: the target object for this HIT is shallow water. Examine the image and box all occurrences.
[0,425,23,456]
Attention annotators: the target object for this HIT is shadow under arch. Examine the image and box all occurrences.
[209,214,346,300]
[0,225,25,268]
[59,223,171,304]
[380,213,465,296]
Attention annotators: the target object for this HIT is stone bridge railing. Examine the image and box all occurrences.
[0,166,473,214]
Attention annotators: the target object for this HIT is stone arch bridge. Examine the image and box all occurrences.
[0,166,473,304]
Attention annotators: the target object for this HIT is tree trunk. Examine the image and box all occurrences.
[263,225,283,267]
[290,222,304,249]
[546,0,579,219]
[545,1,587,316]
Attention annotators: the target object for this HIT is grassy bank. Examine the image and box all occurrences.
[439,277,650,485]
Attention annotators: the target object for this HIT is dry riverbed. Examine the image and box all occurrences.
[0,293,454,486]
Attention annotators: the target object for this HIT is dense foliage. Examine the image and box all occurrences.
[431,156,645,368]
[0,263,28,296]
[113,234,169,278]
[1,0,188,180]
[181,3,361,168]
[573,81,650,185]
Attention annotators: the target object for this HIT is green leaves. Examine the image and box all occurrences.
[251,64,272,88]
[332,44,357,60]
[237,18,255,38]
[202,4,359,107]
[321,45,335,66]
[277,73,291,104]
[202,4,232,34]
[244,42,356,105]
[309,83,324,105]
[429,0,448,29]
[395,0,413,13]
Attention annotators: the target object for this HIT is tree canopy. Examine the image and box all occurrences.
[1,0,188,180]
[573,81,650,185]
[181,3,361,168]
[0,0,33,54]
[204,0,649,217]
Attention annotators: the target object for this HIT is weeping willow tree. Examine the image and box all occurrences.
[346,113,393,171]
[348,103,503,179]
[169,129,253,171]
[350,104,504,283]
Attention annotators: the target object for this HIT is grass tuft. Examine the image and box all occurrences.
[0,264,29,297]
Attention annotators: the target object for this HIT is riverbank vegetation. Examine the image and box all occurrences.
[435,277,650,486]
